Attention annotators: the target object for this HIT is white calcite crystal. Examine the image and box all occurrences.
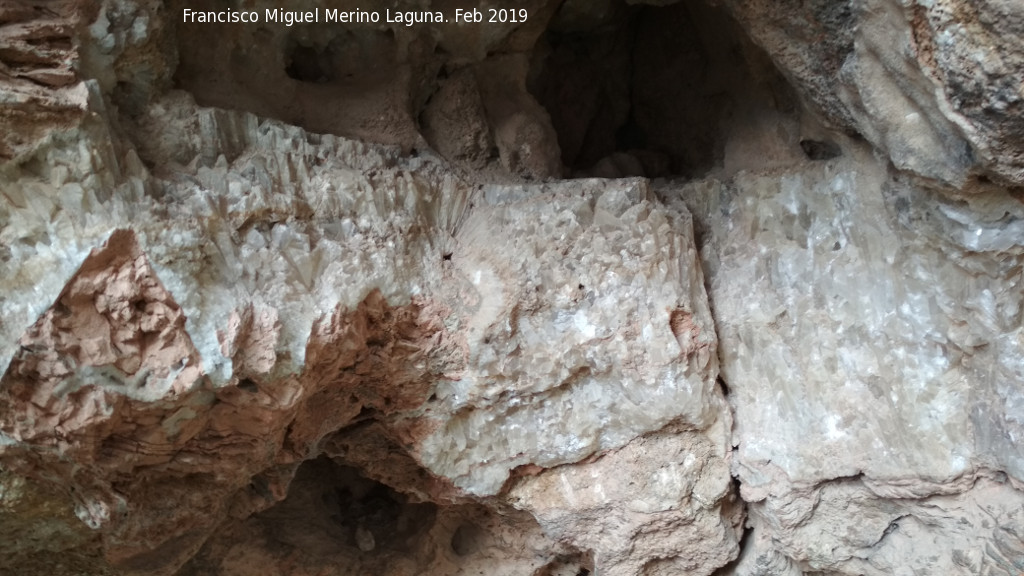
[422,178,720,495]
[671,141,1024,574]
[0,90,733,573]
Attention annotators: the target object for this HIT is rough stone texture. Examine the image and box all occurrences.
[721,0,1024,188]
[729,472,1024,575]
[420,69,493,169]
[509,423,742,576]
[0,0,91,162]
[0,7,732,567]
[671,140,1024,574]
[422,176,721,496]
[3,0,1024,574]
[165,0,564,179]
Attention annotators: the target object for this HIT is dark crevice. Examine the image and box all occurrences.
[285,44,333,84]
[718,377,731,398]
[236,378,259,393]
[711,507,753,576]
[536,550,596,576]
[800,139,842,160]
[529,0,798,179]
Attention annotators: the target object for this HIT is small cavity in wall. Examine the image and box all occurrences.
[527,0,809,179]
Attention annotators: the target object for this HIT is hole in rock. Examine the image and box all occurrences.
[800,139,842,160]
[450,521,484,556]
[285,44,333,84]
[176,437,584,575]
[528,0,799,178]
[535,551,595,576]
[253,456,438,557]
[164,0,807,178]
[171,5,408,145]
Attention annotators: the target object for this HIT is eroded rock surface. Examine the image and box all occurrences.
[721,0,1024,187]
[671,137,1024,575]
[0,55,731,576]
[2,0,1024,575]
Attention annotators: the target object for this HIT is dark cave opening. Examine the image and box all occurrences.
[174,443,597,574]
[163,0,807,179]
[536,551,596,576]
[282,28,398,86]
[252,456,439,558]
[527,0,800,178]
[165,0,808,179]
[284,43,334,84]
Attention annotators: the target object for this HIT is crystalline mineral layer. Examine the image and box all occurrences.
[0,90,732,575]
[4,0,1024,574]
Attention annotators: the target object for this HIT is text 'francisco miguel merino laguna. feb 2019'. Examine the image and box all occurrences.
[180,7,530,26]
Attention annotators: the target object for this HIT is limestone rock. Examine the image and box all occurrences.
[0,84,730,572]
[3,0,1024,574]
[0,0,90,162]
[721,0,1024,187]
[423,177,720,495]
[672,139,1024,574]
[509,424,741,576]
[420,69,493,168]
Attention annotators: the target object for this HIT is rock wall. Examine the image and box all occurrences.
[1,1,1022,575]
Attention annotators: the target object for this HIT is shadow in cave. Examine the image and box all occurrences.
[253,457,438,558]
[163,0,814,180]
[174,448,592,575]
[528,0,802,179]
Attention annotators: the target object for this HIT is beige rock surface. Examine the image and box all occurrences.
[2,0,1024,574]
[509,423,741,576]
[0,29,731,572]
[672,139,1024,575]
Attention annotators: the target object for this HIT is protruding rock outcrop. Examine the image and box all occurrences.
[2,1,1024,575]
